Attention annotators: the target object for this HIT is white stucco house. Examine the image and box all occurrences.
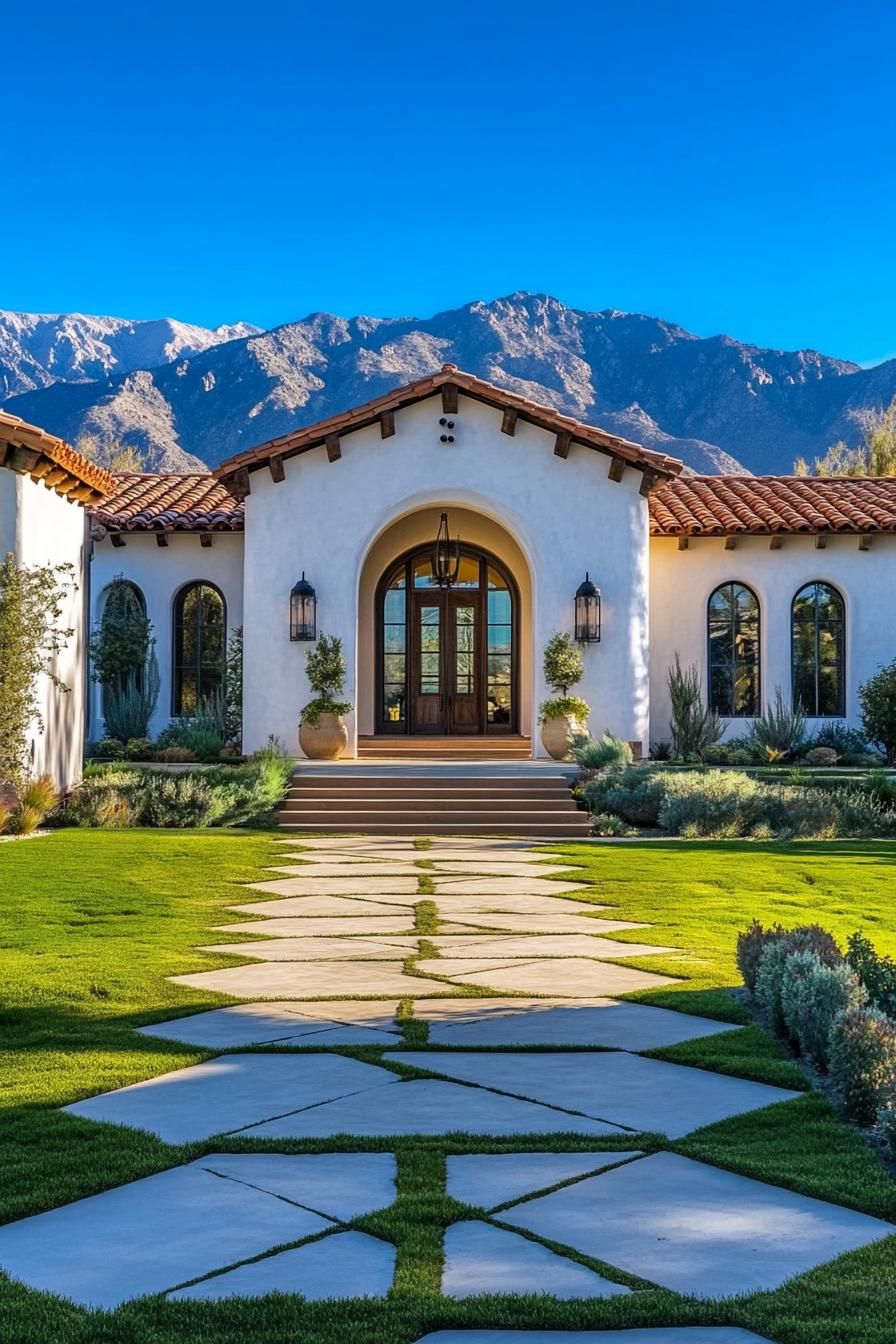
[3,365,896,786]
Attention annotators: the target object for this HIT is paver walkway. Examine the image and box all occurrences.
[0,835,892,1330]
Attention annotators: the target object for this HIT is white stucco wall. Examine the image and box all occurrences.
[649,533,896,744]
[240,393,652,757]
[90,532,244,741]
[0,470,87,791]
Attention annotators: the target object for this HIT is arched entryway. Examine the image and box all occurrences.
[374,541,519,736]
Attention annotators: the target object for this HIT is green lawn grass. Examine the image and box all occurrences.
[1,831,895,1343]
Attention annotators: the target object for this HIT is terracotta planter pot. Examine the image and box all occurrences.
[299,713,348,761]
[540,714,581,761]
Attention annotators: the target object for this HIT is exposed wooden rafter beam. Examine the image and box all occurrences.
[607,456,626,482]
[41,466,70,488]
[859,534,872,551]
[200,533,213,548]
[724,536,737,550]
[233,467,251,498]
[269,454,285,484]
[769,535,783,550]
[553,431,571,459]
[68,484,95,503]
[325,433,341,462]
[379,410,395,439]
[815,534,827,550]
[8,445,41,474]
[441,384,458,414]
[677,535,689,550]
[111,534,126,548]
[155,532,169,547]
[501,408,518,436]
[0,443,9,469]
[639,470,659,498]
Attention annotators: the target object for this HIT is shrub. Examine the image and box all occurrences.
[649,740,672,761]
[877,1095,896,1155]
[828,1005,896,1123]
[103,652,161,742]
[805,746,839,766]
[657,770,760,837]
[124,738,154,761]
[91,737,125,760]
[667,654,723,761]
[64,760,291,830]
[156,746,196,763]
[846,932,896,1017]
[747,686,808,762]
[590,812,637,837]
[574,731,633,773]
[582,765,667,826]
[737,919,786,994]
[812,722,870,757]
[301,634,352,726]
[754,926,843,1035]
[780,952,867,1067]
[0,554,76,786]
[858,659,896,764]
[139,773,219,828]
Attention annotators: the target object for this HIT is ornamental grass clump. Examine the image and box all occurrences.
[573,731,633,775]
[828,1005,896,1124]
[780,952,867,1068]
[747,686,808,762]
[657,769,760,837]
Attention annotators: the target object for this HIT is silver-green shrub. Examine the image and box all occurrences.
[582,765,667,826]
[573,731,633,774]
[828,1005,896,1123]
[657,770,760,837]
[780,951,867,1067]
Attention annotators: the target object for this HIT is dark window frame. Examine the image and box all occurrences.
[171,581,227,716]
[791,581,846,718]
[706,581,761,718]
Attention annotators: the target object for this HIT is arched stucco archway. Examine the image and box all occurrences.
[356,504,534,743]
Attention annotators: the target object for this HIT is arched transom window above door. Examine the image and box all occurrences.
[376,546,517,736]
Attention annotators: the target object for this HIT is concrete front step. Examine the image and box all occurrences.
[276,817,591,827]
[278,764,588,836]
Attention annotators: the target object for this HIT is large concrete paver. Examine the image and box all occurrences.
[442,1221,629,1299]
[168,1230,396,1301]
[386,1052,802,1137]
[64,1053,394,1143]
[245,1078,627,1139]
[426,935,676,959]
[171,960,432,998]
[199,1152,396,1219]
[138,1002,401,1048]
[412,1331,777,1343]
[230,896,415,917]
[0,1164,329,1310]
[416,957,681,997]
[245,876,422,897]
[446,1152,642,1209]
[501,1151,895,1299]
[214,916,417,937]
[427,1000,742,1051]
[197,935,421,960]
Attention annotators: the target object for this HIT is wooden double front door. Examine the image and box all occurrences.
[378,545,516,736]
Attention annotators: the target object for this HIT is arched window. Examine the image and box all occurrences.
[97,579,148,714]
[707,582,760,716]
[173,583,226,716]
[792,583,845,717]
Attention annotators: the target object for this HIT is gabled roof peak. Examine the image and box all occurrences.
[214,365,683,487]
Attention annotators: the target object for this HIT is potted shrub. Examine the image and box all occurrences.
[538,632,590,759]
[298,634,352,760]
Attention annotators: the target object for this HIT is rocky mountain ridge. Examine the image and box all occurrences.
[1,293,890,475]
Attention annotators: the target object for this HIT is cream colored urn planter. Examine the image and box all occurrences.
[299,713,348,761]
[540,714,582,761]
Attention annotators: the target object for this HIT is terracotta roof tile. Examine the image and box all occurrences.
[215,364,682,483]
[0,410,114,501]
[91,474,244,533]
[649,476,896,536]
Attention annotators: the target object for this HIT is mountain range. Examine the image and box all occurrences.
[1,293,893,475]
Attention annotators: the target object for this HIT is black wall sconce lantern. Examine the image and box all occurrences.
[290,572,317,641]
[575,572,601,643]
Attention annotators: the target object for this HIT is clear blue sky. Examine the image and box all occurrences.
[4,1,895,364]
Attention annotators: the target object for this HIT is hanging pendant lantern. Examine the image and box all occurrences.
[575,572,601,643]
[432,511,461,588]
